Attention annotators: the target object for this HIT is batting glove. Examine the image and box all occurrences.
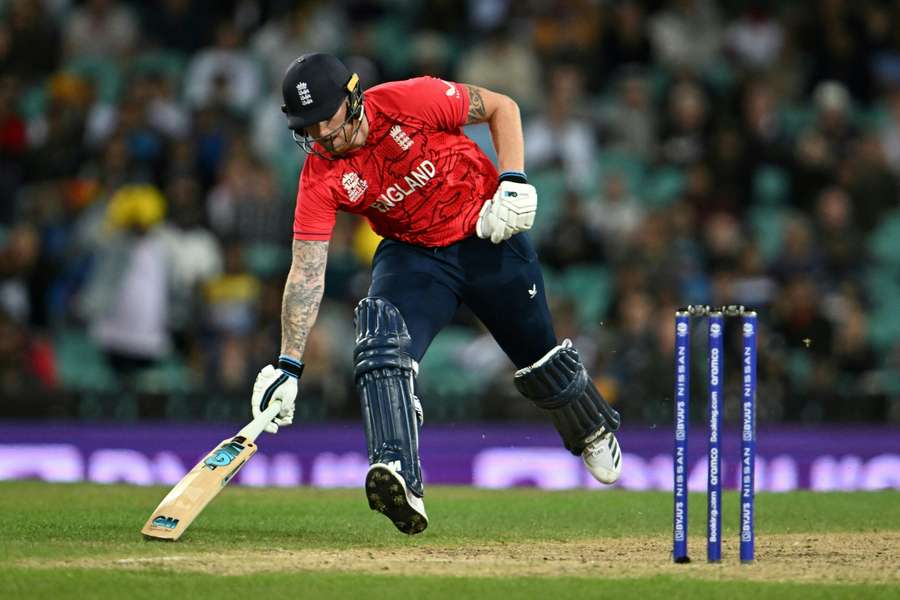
[251,356,303,434]
[476,171,537,244]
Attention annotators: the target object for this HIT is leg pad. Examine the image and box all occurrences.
[354,297,423,496]
[514,340,621,455]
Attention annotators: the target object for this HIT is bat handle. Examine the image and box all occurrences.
[237,400,283,442]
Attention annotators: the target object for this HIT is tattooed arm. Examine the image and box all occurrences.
[280,239,329,359]
[463,83,524,173]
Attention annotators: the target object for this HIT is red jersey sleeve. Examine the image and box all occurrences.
[373,77,469,130]
[293,165,337,241]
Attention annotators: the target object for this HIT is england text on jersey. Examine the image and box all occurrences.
[371,160,436,213]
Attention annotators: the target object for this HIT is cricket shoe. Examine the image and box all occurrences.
[365,463,428,535]
[582,427,622,484]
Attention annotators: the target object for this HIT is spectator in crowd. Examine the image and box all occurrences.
[880,86,900,175]
[810,80,858,163]
[0,76,26,225]
[770,214,825,283]
[0,0,61,84]
[408,31,454,80]
[524,63,598,188]
[792,80,859,211]
[0,307,56,395]
[63,0,138,61]
[79,184,171,374]
[659,81,711,166]
[539,190,605,270]
[159,174,222,354]
[141,0,215,55]
[530,0,601,64]
[844,134,899,233]
[202,241,260,392]
[26,73,92,181]
[457,25,542,113]
[724,0,785,73]
[586,172,644,261]
[597,0,652,82]
[0,223,39,324]
[251,2,345,87]
[740,79,790,170]
[184,21,263,115]
[649,0,723,73]
[805,0,873,102]
[813,186,863,286]
[600,68,657,161]
[206,141,291,244]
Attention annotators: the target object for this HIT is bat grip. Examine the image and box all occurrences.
[237,400,283,442]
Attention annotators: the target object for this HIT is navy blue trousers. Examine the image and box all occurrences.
[368,233,557,369]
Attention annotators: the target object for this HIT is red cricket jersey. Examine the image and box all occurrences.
[292,77,499,247]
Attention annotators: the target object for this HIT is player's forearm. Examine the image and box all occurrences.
[463,84,525,172]
[488,96,525,173]
[280,239,329,359]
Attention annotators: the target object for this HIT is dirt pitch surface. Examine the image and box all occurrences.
[38,532,900,584]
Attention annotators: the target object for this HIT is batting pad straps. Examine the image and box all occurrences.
[353,297,424,497]
[514,340,621,455]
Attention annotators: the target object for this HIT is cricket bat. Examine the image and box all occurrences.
[141,401,282,541]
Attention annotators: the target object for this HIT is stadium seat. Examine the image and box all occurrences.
[856,105,890,131]
[53,329,117,393]
[642,166,685,208]
[868,307,900,352]
[373,15,413,78]
[18,83,47,120]
[868,209,900,267]
[748,205,788,262]
[243,242,290,279]
[528,169,567,240]
[753,165,790,206]
[560,265,611,326]
[64,56,122,104]
[703,59,736,95]
[418,325,486,418]
[864,268,900,308]
[593,151,646,196]
[781,106,815,138]
[132,356,194,395]
[130,50,187,84]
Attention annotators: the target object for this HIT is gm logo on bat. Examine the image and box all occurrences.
[152,515,180,529]
[204,441,246,470]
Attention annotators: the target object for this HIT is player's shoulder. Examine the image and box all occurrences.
[299,155,338,195]
[368,76,445,94]
[367,77,454,106]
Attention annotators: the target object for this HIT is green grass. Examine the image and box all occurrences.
[0,482,898,598]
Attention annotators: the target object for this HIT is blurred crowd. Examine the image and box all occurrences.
[2,0,900,424]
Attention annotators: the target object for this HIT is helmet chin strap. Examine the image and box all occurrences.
[292,104,366,161]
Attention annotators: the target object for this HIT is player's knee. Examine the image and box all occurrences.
[353,296,416,378]
[514,340,621,454]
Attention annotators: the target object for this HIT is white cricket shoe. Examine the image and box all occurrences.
[365,463,428,535]
[582,427,622,484]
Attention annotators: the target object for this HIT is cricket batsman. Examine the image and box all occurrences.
[250,53,622,535]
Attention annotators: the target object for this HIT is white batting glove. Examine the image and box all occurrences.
[476,174,537,244]
[251,356,303,434]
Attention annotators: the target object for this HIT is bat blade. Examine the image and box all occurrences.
[141,435,257,541]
